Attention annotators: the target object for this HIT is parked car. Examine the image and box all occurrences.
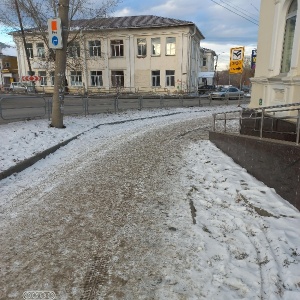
[198,85,215,95]
[9,82,28,92]
[210,87,244,100]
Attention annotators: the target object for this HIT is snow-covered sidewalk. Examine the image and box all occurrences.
[0,106,299,299]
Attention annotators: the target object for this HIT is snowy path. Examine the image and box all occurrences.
[0,108,299,299]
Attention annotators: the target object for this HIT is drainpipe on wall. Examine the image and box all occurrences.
[189,25,197,93]
[80,30,88,95]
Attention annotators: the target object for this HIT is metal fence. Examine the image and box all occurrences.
[212,102,300,145]
[0,93,250,124]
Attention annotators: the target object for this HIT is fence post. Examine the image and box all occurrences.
[114,96,118,113]
[160,95,164,108]
[48,98,51,121]
[180,95,184,107]
[239,109,243,133]
[212,113,216,131]
[296,109,300,145]
[84,97,88,117]
[139,96,143,110]
[0,97,2,120]
[224,112,227,132]
[260,108,265,138]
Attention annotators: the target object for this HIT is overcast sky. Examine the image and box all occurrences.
[0,0,261,70]
[113,0,261,70]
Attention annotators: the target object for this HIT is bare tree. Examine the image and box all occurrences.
[0,0,121,128]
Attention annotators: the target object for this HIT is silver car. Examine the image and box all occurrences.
[9,82,28,92]
[211,87,244,100]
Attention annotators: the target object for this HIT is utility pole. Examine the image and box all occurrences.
[51,0,69,128]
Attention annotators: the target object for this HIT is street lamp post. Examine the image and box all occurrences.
[214,52,224,87]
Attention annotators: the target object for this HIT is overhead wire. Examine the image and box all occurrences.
[219,0,259,22]
[209,0,259,26]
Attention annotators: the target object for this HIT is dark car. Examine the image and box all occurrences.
[198,85,215,95]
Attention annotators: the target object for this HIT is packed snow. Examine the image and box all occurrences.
[0,106,299,299]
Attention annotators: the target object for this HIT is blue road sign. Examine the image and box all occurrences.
[52,36,59,46]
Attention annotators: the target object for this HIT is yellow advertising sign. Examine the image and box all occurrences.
[229,47,244,74]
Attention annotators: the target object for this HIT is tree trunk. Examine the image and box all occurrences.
[51,0,69,128]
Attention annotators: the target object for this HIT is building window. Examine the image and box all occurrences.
[152,70,160,86]
[91,71,103,86]
[26,43,33,58]
[89,40,101,57]
[151,38,161,56]
[68,42,80,58]
[38,71,47,86]
[166,70,175,87]
[203,57,207,67]
[37,43,45,58]
[137,38,147,56]
[50,71,55,86]
[111,71,124,87]
[111,40,124,57]
[4,62,10,68]
[166,37,176,55]
[281,0,297,73]
[70,71,82,85]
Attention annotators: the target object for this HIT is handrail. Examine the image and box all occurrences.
[212,102,300,145]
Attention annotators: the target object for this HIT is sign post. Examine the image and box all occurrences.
[48,18,63,49]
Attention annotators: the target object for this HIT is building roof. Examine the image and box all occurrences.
[73,15,204,38]
[11,15,205,39]
[74,15,192,28]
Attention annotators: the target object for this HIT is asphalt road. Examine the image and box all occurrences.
[0,93,249,125]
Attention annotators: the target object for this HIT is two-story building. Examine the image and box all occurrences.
[199,48,216,87]
[0,44,19,90]
[12,15,204,94]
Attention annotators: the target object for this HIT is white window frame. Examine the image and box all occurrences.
[281,0,297,73]
[111,70,124,87]
[37,43,45,58]
[111,40,124,57]
[166,37,176,56]
[137,38,147,56]
[68,42,80,58]
[70,71,82,86]
[26,43,33,58]
[151,70,160,87]
[166,70,175,87]
[38,71,47,86]
[90,71,103,86]
[89,40,101,57]
[151,38,161,56]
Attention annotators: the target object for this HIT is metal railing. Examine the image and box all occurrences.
[212,102,300,145]
[0,93,251,124]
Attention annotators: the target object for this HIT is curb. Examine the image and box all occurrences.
[0,112,184,181]
[0,136,79,181]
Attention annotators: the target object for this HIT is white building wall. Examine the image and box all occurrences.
[250,0,300,108]
[13,25,203,94]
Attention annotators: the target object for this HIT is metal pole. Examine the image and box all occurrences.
[260,109,265,138]
[212,114,216,131]
[224,112,227,132]
[296,109,300,145]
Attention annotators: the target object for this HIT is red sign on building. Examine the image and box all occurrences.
[22,75,41,81]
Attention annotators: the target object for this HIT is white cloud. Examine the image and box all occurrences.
[113,7,134,17]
